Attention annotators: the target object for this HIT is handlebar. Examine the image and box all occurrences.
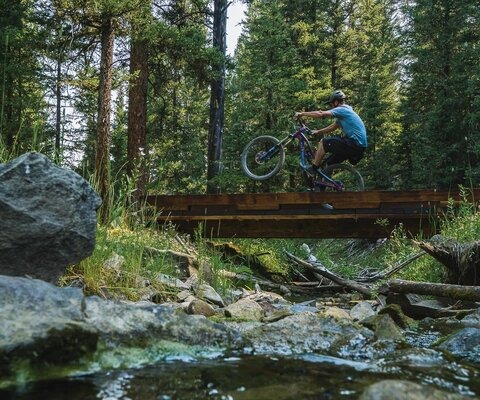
[294,115,306,125]
[293,115,313,135]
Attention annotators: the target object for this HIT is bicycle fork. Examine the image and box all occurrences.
[260,136,293,163]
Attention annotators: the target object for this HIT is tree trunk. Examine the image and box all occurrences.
[95,18,115,224]
[3,36,14,150]
[127,38,148,203]
[55,58,62,163]
[207,0,227,194]
[329,0,342,88]
[415,235,480,285]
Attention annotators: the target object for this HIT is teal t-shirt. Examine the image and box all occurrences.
[330,105,367,147]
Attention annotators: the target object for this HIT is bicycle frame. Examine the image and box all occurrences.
[283,123,345,192]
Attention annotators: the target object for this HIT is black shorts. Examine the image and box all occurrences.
[322,136,366,165]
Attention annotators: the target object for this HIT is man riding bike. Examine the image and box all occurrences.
[295,89,367,176]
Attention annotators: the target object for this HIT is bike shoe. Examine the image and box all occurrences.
[304,164,320,176]
[322,203,334,210]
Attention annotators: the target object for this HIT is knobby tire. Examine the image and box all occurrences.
[241,135,285,181]
[320,163,365,191]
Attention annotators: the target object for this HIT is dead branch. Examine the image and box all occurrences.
[285,251,372,297]
[379,279,480,302]
[175,234,198,256]
[220,270,342,295]
[356,251,426,282]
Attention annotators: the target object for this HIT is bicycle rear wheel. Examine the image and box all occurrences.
[241,135,285,180]
[317,163,365,191]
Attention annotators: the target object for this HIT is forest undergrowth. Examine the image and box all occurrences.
[61,187,480,302]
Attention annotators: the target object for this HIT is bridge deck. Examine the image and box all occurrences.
[146,189,479,239]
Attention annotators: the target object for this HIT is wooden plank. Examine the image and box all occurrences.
[147,189,480,212]
[147,189,480,238]
[156,214,433,221]
[158,215,436,239]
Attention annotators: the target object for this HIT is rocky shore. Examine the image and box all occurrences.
[1,274,478,399]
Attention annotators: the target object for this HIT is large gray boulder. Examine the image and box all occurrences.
[0,275,242,385]
[0,152,101,282]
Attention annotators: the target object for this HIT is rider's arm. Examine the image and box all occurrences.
[296,110,334,119]
[312,122,339,136]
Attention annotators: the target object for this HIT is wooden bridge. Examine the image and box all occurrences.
[146,189,479,239]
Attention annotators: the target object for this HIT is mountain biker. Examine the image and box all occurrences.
[294,89,367,176]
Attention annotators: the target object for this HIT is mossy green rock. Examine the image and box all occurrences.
[0,276,242,388]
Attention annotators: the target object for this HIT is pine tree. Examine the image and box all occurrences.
[400,0,480,188]
[225,0,306,193]
[347,0,402,189]
[0,0,48,156]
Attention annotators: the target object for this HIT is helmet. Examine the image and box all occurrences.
[325,90,346,104]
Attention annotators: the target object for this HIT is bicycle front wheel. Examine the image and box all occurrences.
[241,135,285,180]
[319,163,365,191]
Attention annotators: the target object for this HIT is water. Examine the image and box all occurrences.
[2,353,478,400]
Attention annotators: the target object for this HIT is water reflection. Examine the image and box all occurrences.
[1,354,478,400]
[95,371,133,400]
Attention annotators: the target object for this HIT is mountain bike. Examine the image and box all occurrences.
[240,118,365,192]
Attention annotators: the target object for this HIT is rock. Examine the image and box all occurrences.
[187,298,216,317]
[378,304,416,329]
[362,314,405,342]
[262,308,293,323]
[102,253,124,280]
[0,152,101,283]
[241,312,374,355]
[177,290,193,302]
[194,283,225,307]
[459,308,480,327]
[0,275,242,386]
[290,303,318,314]
[386,293,463,319]
[436,327,480,363]
[0,276,100,382]
[359,379,469,400]
[225,298,264,321]
[156,273,191,290]
[319,306,352,320]
[290,299,318,314]
[350,301,376,322]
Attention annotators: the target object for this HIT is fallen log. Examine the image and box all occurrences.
[378,279,480,302]
[285,251,372,297]
[220,270,343,295]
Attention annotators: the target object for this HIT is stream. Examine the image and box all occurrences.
[2,347,479,400]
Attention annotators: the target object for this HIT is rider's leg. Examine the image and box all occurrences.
[312,139,326,168]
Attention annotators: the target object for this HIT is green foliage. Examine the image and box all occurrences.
[2,0,480,298]
[62,223,179,300]
[380,224,446,283]
[230,238,295,279]
[399,0,480,188]
[0,0,52,158]
[439,187,480,241]
[59,185,480,302]
[311,192,480,285]
[224,0,403,192]
[147,73,209,194]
